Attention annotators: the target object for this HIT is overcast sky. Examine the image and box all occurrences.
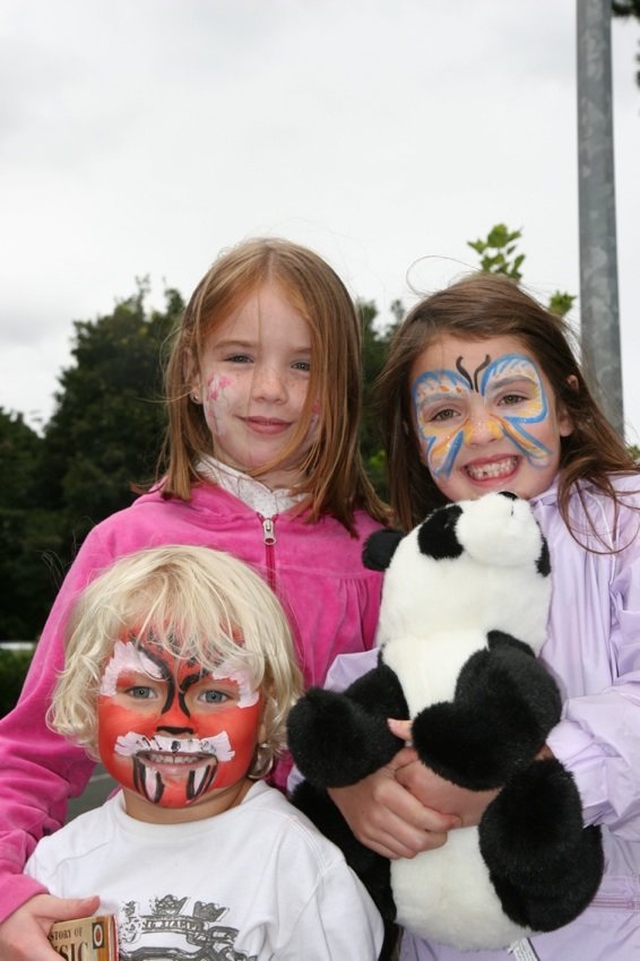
[2,0,639,441]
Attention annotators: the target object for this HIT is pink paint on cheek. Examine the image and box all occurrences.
[302,400,321,445]
[207,374,233,402]
[203,374,237,437]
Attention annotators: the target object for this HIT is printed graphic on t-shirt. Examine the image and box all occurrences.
[118,894,257,961]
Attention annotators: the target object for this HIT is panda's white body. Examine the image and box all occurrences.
[384,636,530,948]
[379,497,549,948]
[391,824,526,950]
[384,628,491,712]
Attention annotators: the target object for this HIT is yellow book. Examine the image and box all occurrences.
[48,915,118,961]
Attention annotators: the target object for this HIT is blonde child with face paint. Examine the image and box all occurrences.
[0,238,388,960]
[328,273,640,961]
[24,545,384,961]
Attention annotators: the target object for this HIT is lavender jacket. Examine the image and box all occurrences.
[0,482,384,922]
[332,477,640,961]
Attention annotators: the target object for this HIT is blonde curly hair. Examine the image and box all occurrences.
[49,545,303,778]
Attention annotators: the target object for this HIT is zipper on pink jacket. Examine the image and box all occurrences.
[259,514,277,592]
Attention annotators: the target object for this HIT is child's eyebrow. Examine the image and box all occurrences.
[483,373,539,390]
[417,386,468,403]
[213,338,256,350]
[413,369,539,407]
[213,338,311,354]
[414,371,470,398]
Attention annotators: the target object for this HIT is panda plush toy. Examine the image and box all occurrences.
[287,491,603,951]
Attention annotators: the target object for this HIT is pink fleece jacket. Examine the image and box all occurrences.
[0,482,384,921]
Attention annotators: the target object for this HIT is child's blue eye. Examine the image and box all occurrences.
[200,689,229,704]
[292,360,311,372]
[225,354,252,364]
[127,686,155,699]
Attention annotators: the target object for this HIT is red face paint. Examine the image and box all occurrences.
[97,639,263,808]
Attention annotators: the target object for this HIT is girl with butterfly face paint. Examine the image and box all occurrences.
[24,546,384,959]
[410,336,573,505]
[329,272,640,961]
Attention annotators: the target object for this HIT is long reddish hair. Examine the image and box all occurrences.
[159,237,388,531]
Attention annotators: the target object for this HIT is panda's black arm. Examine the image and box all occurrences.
[287,662,409,788]
[411,631,563,790]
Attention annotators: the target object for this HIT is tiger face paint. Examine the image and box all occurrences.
[97,636,264,811]
[410,335,573,503]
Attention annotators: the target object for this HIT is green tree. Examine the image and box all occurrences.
[358,299,401,496]
[0,408,42,509]
[0,649,35,717]
[0,282,185,645]
[38,281,184,558]
[0,410,64,639]
[468,224,526,282]
[468,224,576,318]
[628,443,640,461]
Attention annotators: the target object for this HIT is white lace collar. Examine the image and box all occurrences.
[196,455,305,517]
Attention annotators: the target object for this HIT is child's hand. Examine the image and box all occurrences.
[388,717,499,827]
[0,893,100,961]
[328,746,461,860]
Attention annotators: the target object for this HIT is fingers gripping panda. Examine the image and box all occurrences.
[287,491,603,951]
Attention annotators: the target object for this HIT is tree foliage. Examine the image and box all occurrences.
[0,284,184,641]
[0,411,60,639]
[468,224,526,282]
[358,300,399,496]
[0,649,34,718]
[39,281,182,537]
[468,224,576,318]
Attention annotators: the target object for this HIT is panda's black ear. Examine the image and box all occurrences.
[362,529,405,571]
[417,504,464,560]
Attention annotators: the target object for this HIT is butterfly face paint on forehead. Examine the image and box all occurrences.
[412,352,553,480]
[97,635,264,809]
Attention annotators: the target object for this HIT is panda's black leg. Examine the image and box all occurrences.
[287,663,408,787]
[411,641,561,788]
[478,758,604,931]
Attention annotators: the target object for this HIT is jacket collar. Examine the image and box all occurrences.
[196,455,304,517]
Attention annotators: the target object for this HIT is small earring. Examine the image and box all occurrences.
[248,742,275,780]
[190,392,201,403]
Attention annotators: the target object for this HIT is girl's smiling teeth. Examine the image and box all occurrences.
[464,457,519,481]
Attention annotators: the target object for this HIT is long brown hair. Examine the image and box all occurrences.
[159,237,387,531]
[377,272,637,535]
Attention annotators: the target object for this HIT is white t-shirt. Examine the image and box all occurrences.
[25,780,383,961]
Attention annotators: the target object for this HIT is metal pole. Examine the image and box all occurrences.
[577,0,624,437]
